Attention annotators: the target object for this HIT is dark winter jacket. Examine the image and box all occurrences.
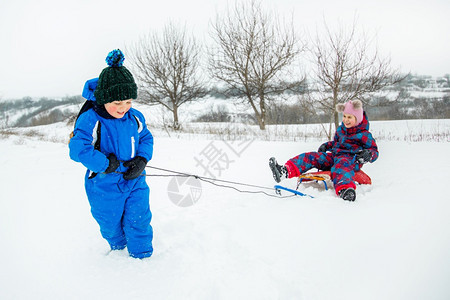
[321,112,379,163]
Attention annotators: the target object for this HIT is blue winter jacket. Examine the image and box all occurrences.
[69,107,153,178]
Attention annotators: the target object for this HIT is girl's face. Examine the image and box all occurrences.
[104,99,132,118]
[342,113,357,128]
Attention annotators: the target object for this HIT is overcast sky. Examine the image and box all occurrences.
[0,0,449,99]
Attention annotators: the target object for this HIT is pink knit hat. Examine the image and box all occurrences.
[336,100,364,125]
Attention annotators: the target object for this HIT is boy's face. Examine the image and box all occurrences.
[342,113,357,128]
[104,99,132,118]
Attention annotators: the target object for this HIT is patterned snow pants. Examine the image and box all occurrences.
[286,152,359,194]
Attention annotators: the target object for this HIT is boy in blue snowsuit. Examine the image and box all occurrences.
[69,49,154,259]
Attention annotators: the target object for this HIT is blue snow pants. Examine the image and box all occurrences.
[85,172,153,259]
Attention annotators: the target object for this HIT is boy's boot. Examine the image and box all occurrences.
[339,188,356,201]
[269,157,288,183]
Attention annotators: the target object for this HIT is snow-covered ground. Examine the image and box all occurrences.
[1,120,449,300]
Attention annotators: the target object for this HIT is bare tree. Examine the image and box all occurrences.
[128,23,206,130]
[208,0,304,130]
[309,18,405,138]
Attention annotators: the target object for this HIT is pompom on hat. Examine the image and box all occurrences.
[336,99,364,125]
[94,49,137,105]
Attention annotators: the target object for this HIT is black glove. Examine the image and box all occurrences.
[104,153,120,174]
[318,143,328,152]
[123,156,147,180]
[355,149,372,164]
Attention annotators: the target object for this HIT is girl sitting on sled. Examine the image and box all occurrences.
[269,99,378,201]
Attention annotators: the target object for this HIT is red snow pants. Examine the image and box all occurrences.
[286,152,359,195]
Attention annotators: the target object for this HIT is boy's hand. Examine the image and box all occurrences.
[104,153,120,174]
[355,149,372,164]
[123,156,148,180]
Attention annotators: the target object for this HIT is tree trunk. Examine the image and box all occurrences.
[173,105,180,130]
[259,95,266,130]
[333,90,339,136]
[258,113,266,130]
[334,110,339,134]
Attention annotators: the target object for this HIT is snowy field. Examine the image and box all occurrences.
[1,119,450,300]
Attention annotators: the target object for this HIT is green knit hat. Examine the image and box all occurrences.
[94,49,137,105]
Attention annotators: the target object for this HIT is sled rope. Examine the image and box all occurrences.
[144,165,297,199]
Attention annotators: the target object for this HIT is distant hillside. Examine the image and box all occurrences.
[1,74,449,129]
[0,96,84,128]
